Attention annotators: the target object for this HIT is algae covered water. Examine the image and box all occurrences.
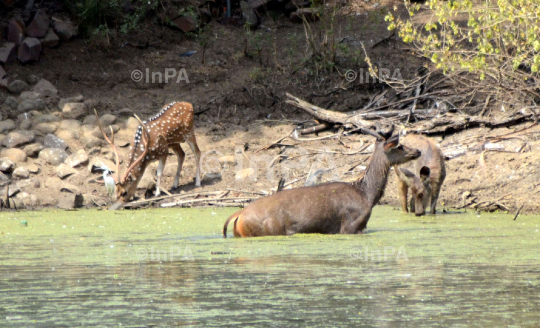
[1,207,539,327]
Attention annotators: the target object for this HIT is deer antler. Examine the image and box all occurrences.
[94,109,120,182]
[120,114,151,183]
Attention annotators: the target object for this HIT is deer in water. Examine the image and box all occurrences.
[394,133,446,216]
[223,125,421,238]
[95,101,202,210]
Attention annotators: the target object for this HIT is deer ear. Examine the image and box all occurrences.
[397,167,415,185]
[419,166,431,181]
[400,168,416,179]
[383,134,399,151]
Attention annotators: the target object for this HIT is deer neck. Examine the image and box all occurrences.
[353,144,391,206]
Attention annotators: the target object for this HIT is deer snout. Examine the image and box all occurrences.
[412,149,421,159]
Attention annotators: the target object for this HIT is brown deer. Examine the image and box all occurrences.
[95,102,202,210]
[223,125,421,238]
[395,133,446,216]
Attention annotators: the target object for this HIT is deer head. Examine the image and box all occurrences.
[397,166,432,216]
[94,109,151,210]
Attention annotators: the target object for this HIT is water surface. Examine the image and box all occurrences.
[1,207,539,327]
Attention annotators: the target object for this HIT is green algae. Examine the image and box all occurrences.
[0,206,539,327]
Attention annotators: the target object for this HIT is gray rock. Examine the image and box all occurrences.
[18,98,46,113]
[61,182,81,194]
[241,1,260,28]
[53,21,78,41]
[32,78,58,97]
[2,130,35,148]
[6,17,25,46]
[65,149,88,168]
[62,103,87,119]
[59,119,82,131]
[43,134,68,150]
[45,177,63,190]
[24,143,43,157]
[81,132,102,149]
[0,43,17,65]
[171,16,198,33]
[4,97,19,111]
[26,163,40,174]
[58,193,84,209]
[0,120,16,134]
[7,80,29,95]
[0,65,5,80]
[56,129,79,141]
[0,172,10,187]
[12,166,30,180]
[56,163,77,179]
[39,28,60,48]
[19,119,32,130]
[27,10,50,38]
[83,115,98,126]
[0,184,20,198]
[26,75,41,85]
[15,192,39,208]
[18,37,42,63]
[38,148,68,166]
[100,114,117,126]
[58,95,84,110]
[138,171,156,190]
[0,148,27,162]
[0,157,16,173]
[202,172,222,183]
[20,91,42,100]
[33,114,61,125]
[35,123,58,135]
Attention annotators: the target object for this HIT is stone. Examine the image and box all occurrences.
[0,184,20,197]
[100,114,117,126]
[18,37,42,63]
[4,97,18,111]
[15,192,39,208]
[6,17,25,46]
[59,119,82,131]
[24,143,43,157]
[2,130,35,148]
[56,129,79,141]
[58,193,84,209]
[19,91,41,100]
[56,164,78,179]
[290,8,320,23]
[62,103,87,119]
[0,157,16,173]
[45,176,63,190]
[171,16,198,33]
[0,43,17,65]
[219,155,236,166]
[18,98,46,113]
[0,65,5,80]
[81,132,102,149]
[34,123,58,134]
[22,119,33,130]
[126,117,141,131]
[61,182,81,194]
[58,95,84,110]
[32,79,58,97]
[65,149,89,168]
[38,148,68,166]
[241,1,259,28]
[138,171,155,190]
[26,163,40,174]
[0,120,16,134]
[0,148,27,162]
[116,108,134,118]
[202,172,222,183]
[43,134,68,150]
[92,125,120,139]
[7,80,29,95]
[33,114,60,125]
[39,28,60,48]
[26,10,50,38]
[0,172,10,186]
[12,166,30,180]
[53,21,78,41]
[26,74,41,85]
[235,167,255,180]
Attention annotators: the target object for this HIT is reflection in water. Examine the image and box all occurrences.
[0,207,539,326]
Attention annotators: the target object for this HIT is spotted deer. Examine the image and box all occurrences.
[95,102,202,210]
[223,126,421,238]
[395,133,446,216]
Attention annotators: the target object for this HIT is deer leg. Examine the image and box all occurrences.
[397,178,409,213]
[170,143,185,189]
[429,183,442,214]
[155,155,167,197]
[186,134,201,187]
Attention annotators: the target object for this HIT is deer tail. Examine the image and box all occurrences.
[223,210,243,238]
